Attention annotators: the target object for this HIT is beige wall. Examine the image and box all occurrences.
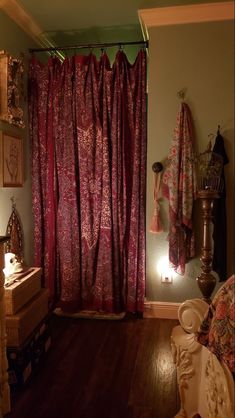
[0,10,36,266]
[1,9,234,303]
[147,20,234,302]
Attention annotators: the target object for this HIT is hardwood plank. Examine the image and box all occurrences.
[5,316,179,418]
[153,319,179,418]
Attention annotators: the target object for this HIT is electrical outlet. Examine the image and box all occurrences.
[161,275,172,283]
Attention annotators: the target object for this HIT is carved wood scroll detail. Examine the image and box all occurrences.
[172,298,234,418]
[172,339,195,418]
[205,353,234,418]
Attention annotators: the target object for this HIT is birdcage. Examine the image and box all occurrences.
[196,143,223,195]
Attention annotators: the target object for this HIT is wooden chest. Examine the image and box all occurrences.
[7,316,51,387]
[6,288,49,347]
[4,267,42,315]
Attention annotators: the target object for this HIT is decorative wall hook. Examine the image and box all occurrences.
[177,88,187,101]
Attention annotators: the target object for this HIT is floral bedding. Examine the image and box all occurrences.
[196,274,235,375]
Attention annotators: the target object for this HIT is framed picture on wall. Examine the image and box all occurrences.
[0,50,25,128]
[0,131,23,187]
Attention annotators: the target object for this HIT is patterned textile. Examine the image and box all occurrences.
[162,103,197,274]
[196,275,235,374]
[28,50,147,313]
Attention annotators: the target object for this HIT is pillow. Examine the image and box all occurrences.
[196,274,235,374]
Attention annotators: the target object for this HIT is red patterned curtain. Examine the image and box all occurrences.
[28,50,147,313]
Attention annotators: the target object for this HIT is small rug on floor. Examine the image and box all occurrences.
[53,307,125,320]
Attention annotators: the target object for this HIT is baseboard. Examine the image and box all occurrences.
[144,301,180,319]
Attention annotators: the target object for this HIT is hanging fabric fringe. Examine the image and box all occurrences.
[149,170,163,233]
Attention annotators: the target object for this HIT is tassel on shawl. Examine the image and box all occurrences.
[149,163,163,233]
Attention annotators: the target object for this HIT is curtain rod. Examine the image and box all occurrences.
[29,40,148,53]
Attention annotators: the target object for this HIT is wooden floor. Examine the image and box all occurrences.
[6,315,179,418]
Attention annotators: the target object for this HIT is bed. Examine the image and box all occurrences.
[171,274,235,418]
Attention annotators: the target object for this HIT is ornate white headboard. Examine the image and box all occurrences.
[171,298,234,418]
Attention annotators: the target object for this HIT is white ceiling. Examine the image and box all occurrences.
[1,0,232,49]
[17,0,144,31]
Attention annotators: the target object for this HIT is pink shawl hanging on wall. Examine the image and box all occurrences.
[162,102,197,274]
